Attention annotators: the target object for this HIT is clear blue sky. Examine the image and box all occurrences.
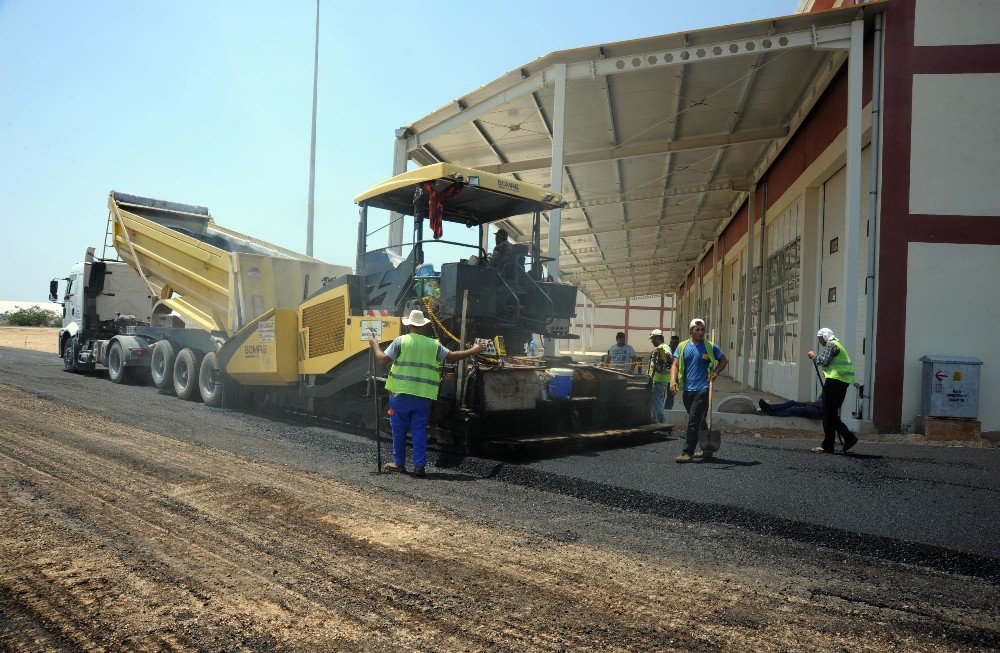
[0,0,793,301]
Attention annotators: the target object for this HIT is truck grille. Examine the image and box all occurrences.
[302,296,345,357]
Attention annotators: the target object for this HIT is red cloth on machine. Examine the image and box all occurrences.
[421,182,464,239]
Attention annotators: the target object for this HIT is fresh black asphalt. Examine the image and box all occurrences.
[3,345,998,581]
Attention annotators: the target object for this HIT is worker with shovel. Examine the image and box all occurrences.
[807,327,859,453]
[670,318,727,463]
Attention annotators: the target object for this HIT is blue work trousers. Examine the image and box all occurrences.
[388,393,432,469]
[651,381,669,424]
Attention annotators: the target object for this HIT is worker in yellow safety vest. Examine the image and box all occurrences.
[807,327,859,453]
[370,309,483,477]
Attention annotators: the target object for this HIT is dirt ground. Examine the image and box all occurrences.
[0,326,59,354]
[1,381,998,652]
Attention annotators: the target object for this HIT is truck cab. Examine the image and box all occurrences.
[51,247,156,377]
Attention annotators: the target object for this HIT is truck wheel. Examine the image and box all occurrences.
[198,352,226,407]
[107,341,135,384]
[151,341,177,392]
[63,337,79,373]
[173,348,204,401]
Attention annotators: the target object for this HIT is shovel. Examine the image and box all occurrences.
[698,328,722,455]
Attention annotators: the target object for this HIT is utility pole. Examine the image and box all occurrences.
[305,0,320,256]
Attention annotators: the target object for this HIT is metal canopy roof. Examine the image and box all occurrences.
[396,3,885,301]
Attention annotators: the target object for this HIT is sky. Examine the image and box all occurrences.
[0,0,793,301]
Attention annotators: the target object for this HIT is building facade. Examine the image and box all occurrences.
[675,0,1000,432]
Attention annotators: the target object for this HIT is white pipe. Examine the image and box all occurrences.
[544,63,568,356]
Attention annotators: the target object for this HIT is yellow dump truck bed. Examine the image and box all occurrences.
[109,192,350,335]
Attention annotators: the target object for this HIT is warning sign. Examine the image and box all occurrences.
[257,318,275,343]
[360,319,383,342]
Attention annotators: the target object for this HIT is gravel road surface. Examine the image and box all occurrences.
[1,346,997,651]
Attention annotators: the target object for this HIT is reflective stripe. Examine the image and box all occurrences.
[392,360,440,372]
[387,372,440,387]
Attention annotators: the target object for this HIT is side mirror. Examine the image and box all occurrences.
[49,279,59,303]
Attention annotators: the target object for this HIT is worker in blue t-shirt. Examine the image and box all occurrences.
[670,318,728,463]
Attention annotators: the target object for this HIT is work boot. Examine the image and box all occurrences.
[758,399,772,415]
[412,467,426,478]
[675,452,693,463]
[842,435,859,453]
[810,446,834,454]
[694,450,714,459]
[383,462,406,473]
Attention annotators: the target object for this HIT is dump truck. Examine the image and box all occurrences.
[54,165,656,453]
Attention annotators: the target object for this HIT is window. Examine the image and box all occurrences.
[764,237,801,362]
[738,265,762,358]
[828,287,837,303]
[829,237,839,254]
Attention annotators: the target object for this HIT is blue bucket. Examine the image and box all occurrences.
[548,368,574,399]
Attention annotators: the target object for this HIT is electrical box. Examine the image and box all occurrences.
[919,355,982,419]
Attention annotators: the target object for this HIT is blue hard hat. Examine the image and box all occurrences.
[415,264,436,278]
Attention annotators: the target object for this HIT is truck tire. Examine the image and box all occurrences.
[150,341,177,392]
[63,336,79,373]
[173,348,204,401]
[198,351,226,407]
[107,341,136,384]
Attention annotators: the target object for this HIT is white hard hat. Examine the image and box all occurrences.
[402,309,430,327]
[817,327,836,341]
[649,329,663,338]
[689,318,706,329]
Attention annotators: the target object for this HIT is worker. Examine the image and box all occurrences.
[369,309,484,477]
[647,329,672,424]
[607,331,636,373]
[670,318,728,463]
[490,228,514,272]
[807,328,859,453]
[665,334,680,410]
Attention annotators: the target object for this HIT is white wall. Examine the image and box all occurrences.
[904,242,1000,431]
[910,73,1000,216]
[914,0,1000,46]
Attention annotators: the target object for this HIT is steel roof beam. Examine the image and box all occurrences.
[550,210,728,239]
[476,126,786,175]
[561,255,698,272]
[598,46,631,255]
[404,22,854,152]
[564,179,747,210]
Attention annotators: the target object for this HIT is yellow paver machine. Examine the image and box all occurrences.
[94,165,657,454]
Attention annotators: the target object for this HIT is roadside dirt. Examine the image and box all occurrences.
[0,327,58,354]
[1,382,998,651]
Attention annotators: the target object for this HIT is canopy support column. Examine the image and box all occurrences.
[741,184,756,390]
[388,129,408,254]
[841,18,865,427]
[545,63,567,356]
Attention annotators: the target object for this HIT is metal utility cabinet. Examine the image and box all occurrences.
[919,355,982,420]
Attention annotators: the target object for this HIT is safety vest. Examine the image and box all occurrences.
[385,333,442,400]
[648,343,672,383]
[822,339,855,385]
[676,339,717,386]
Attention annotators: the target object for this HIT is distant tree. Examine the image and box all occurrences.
[0,306,61,327]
